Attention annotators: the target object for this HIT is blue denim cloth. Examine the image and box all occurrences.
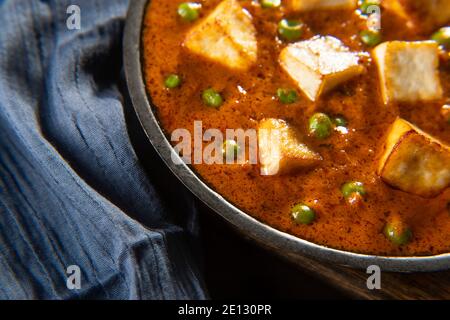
[0,0,206,299]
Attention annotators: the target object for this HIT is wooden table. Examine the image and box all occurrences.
[285,242,450,299]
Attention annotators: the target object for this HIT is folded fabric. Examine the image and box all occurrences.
[0,0,206,299]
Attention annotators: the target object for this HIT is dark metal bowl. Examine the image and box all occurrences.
[123,0,450,272]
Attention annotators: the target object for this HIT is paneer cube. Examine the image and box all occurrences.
[384,0,450,32]
[184,0,257,71]
[279,36,364,101]
[258,119,322,176]
[378,118,450,198]
[286,0,357,11]
[373,41,443,104]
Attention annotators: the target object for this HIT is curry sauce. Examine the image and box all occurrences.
[142,0,450,256]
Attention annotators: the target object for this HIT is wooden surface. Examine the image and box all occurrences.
[287,244,450,300]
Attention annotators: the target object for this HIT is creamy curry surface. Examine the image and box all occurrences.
[142,0,450,256]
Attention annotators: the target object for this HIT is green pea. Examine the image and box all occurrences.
[431,27,450,49]
[291,204,316,225]
[384,221,412,246]
[277,88,298,104]
[278,19,303,42]
[164,74,181,89]
[333,115,348,127]
[178,2,201,22]
[360,30,382,47]
[222,140,240,159]
[359,0,381,15]
[261,0,281,8]
[341,181,366,199]
[202,88,223,108]
[309,113,333,139]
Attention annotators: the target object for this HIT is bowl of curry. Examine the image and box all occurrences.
[124,0,450,271]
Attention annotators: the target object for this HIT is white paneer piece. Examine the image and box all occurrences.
[279,36,364,102]
[258,119,322,176]
[184,0,257,71]
[378,118,450,198]
[286,0,357,11]
[373,41,443,104]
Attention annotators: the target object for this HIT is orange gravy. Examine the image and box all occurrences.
[142,0,450,256]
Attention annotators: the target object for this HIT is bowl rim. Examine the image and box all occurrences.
[123,0,450,272]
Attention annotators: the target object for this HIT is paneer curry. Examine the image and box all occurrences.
[142,0,450,256]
